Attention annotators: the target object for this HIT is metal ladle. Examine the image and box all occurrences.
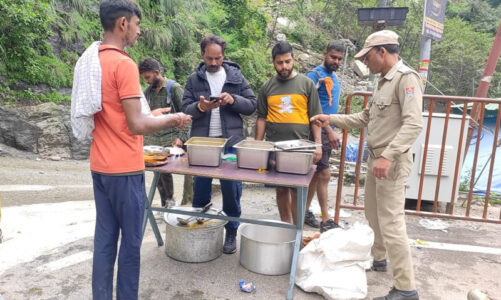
[177,202,212,226]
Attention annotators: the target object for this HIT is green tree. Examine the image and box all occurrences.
[2,0,501,104]
[447,0,501,34]
[127,0,270,93]
[0,0,51,79]
[428,17,494,97]
[217,0,270,91]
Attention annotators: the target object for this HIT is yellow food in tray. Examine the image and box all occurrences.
[144,154,168,163]
[143,150,170,157]
[143,145,170,158]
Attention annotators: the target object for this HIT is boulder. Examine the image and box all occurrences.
[0,103,90,159]
[0,143,40,159]
[8,81,52,95]
[0,106,42,152]
[352,60,370,78]
[290,43,323,73]
[20,103,72,158]
[276,33,286,41]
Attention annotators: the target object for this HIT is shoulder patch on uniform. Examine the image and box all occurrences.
[398,64,413,74]
[405,87,415,98]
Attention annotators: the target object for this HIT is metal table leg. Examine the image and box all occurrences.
[142,172,164,246]
[143,168,311,299]
[286,186,307,300]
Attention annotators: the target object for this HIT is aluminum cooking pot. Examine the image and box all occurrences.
[164,206,227,263]
[239,221,296,275]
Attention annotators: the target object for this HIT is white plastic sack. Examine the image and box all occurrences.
[295,222,374,300]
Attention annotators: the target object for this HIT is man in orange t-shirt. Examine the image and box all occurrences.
[88,1,191,299]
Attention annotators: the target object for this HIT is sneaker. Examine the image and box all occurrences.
[164,198,176,208]
[373,287,419,300]
[371,259,387,272]
[304,210,320,228]
[223,229,237,254]
[319,219,340,233]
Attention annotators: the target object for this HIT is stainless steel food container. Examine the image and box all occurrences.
[239,222,296,275]
[184,137,227,167]
[275,150,313,174]
[273,139,320,151]
[233,140,275,170]
[164,206,227,263]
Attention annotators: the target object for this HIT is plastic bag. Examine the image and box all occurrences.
[295,222,374,300]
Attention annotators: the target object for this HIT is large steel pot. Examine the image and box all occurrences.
[239,222,296,275]
[164,206,227,263]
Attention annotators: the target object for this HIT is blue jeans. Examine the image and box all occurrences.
[192,146,242,231]
[91,172,146,300]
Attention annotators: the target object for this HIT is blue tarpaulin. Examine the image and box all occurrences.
[461,117,501,195]
[344,116,500,195]
[345,141,367,162]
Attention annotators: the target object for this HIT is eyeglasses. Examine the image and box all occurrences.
[363,47,380,63]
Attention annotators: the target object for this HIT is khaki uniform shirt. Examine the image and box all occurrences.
[329,60,423,161]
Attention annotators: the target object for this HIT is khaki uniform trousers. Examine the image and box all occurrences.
[365,150,416,291]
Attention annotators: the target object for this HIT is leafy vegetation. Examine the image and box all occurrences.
[1,0,501,105]
[0,1,52,81]
[458,168,501,206]
[430,17,496,97]
[0,85,70,105]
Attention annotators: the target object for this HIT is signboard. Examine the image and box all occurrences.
[422,0,447,41]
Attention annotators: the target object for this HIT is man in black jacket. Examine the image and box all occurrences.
[182,34,257,254]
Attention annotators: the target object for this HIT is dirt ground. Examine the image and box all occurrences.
[1,156,500,300]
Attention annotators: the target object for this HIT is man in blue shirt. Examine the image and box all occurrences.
[305,40,345,232]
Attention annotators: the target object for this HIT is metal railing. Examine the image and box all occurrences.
[334,92,501,224]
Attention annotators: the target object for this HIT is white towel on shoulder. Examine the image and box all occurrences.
[70,41,102,141]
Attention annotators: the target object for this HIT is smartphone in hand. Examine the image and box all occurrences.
[209,96,220,102]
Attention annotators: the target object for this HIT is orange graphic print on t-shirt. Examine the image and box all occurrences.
[266,94,309,124]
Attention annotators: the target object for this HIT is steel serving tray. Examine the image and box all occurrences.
[184,137,227,167]
[273,139,320,151]
[275,150,313,174]
[233,140,275,170]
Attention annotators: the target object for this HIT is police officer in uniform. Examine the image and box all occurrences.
[311,30,423,300]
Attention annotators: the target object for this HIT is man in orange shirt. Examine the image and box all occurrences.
[89,1,191,299]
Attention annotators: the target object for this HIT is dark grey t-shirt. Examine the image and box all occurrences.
[257,74,321,141]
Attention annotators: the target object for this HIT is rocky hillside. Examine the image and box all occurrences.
[0,1,376,159]
[0,103,89,159]
[2,0,498,159]
[0,41,371,159]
